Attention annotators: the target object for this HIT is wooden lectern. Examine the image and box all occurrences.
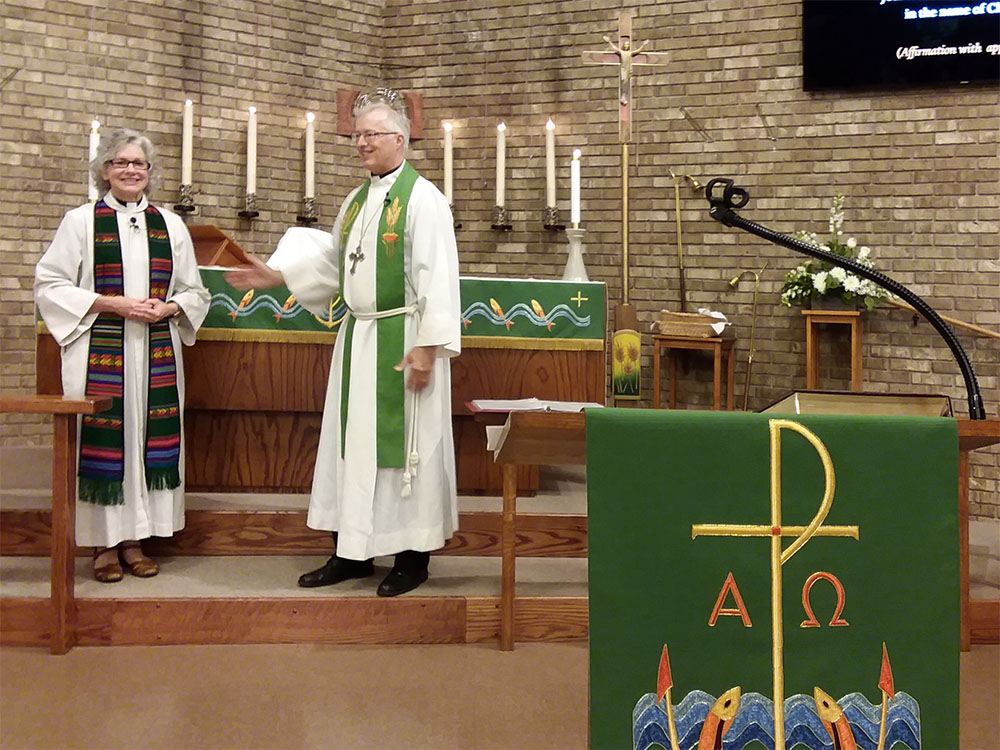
[491,411,588,650]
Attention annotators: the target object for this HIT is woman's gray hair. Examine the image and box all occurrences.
[89,128,159,194]
[353,89,410,150]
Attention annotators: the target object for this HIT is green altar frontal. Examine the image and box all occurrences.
[198,269,605,348]
[587,409,959,750]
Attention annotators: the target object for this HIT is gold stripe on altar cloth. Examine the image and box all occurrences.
[196,328,337,344]
[461,335,604,351]
[38,320,337,345]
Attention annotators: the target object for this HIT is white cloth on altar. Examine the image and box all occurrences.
[276,163,461,560]
[34,193,210,547]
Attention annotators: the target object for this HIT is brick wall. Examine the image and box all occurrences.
[2,0,997,516]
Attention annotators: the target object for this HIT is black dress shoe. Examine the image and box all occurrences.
[297,555,374,588]
[376,567,429,597]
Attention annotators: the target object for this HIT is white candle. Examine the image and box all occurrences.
[545,119,556,208]
[443,122,453,204]
[181,100,193,185]
[246,106,257,195]
[496,122,506,207]
[88,120,100,200]
[304,112,315,199]
[570,148,581,227]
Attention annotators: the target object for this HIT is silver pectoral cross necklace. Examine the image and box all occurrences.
[348,193,388,275]
[348,246,365,274]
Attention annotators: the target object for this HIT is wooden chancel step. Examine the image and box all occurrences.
[0,471,589,649]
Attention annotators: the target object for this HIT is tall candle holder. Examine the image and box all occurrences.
[563,227,589,281]
[543,206,565,231]
[491,205,511,231]
[174,184,196,214]
[296,196,318,225]
[238,192,259,220]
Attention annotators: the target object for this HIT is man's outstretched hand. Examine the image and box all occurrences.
[224,254,285,291]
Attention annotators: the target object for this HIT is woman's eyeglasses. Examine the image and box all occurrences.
[107,158,151,171]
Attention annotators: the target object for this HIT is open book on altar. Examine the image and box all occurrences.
[469,398,604,413]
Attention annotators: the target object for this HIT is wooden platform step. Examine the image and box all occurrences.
[0,509,587,558]
[0,555,588,648]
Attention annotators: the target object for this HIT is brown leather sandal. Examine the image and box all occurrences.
[93,547,124,583]
[119,541,159,578]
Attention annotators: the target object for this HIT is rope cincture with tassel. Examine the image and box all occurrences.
[352,302,422,497]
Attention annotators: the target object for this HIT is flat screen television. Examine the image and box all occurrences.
[803,0,1000,90]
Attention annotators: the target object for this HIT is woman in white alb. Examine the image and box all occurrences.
[35,128,209,582]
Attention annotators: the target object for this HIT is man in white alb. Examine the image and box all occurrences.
[227,89,461,596]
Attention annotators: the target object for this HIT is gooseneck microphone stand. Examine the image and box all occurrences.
[704,178,986,420]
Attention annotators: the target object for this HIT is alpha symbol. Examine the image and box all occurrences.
[708,572,753,627]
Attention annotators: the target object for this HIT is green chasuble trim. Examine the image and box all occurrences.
[337,162,420,468]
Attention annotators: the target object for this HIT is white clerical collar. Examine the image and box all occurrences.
[369,161,405,187]
[104,193,148,212]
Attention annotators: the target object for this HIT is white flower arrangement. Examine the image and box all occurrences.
[780,194,892,311]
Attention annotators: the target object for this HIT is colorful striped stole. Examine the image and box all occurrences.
[78,201,181,505]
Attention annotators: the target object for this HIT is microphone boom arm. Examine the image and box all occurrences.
[705,178,986,420]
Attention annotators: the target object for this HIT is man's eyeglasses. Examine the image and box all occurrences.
[107,158,151,171]
[349,131,398,144]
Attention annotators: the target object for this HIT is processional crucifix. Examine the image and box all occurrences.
[583,13,669,401]
[582,12,669,316]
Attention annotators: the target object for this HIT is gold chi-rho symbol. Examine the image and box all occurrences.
[692,419,859,750]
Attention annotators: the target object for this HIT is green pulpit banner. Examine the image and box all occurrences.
[197,269,605,346]
[586,409,959,750]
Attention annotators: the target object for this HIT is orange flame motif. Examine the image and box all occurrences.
[814,686,858,750]
[275,293,296,321]
[231,289,254,320]
[656,644,673,703]
[697,687,741,750]
[656,645,681,750]
[531,299,554,330]
[490,298,513,330]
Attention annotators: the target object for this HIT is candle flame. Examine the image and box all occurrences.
[497,122,506,132]
[306,111,315,122]
[91,120,100,131]
[185,99,193,107]
[546,119,555,130]
[248,106,256,115]
[443,121,453,132]
[573,148,582,159]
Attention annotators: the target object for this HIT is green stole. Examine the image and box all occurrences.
[337,162,420,468]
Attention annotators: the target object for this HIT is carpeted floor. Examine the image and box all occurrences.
[1,642,997,749]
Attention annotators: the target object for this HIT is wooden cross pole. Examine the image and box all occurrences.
[583,12,669,401]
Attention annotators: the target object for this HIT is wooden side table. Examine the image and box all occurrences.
[802,310,863,391]
[652,335,735,411]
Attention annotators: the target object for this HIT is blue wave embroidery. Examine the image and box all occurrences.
[633,690,920,750]
[209,292,342,325]
[461,301,590,330]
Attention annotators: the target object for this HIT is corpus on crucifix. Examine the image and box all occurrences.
[581,11,669,145]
